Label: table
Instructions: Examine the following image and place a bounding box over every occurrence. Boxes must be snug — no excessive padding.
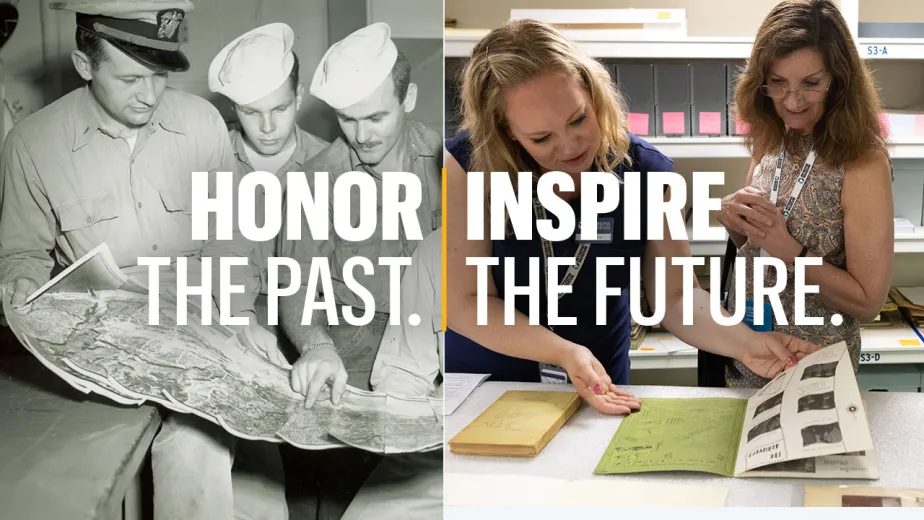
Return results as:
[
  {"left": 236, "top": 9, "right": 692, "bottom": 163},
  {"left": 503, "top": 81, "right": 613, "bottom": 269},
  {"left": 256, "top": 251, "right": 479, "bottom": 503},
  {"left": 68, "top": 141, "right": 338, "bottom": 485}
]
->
[
  {"left": 0, "top": 354, "right": 162, "bottom": 520},
  {"left": 445, "top": 382, "right": 924, "bottom": 507}
]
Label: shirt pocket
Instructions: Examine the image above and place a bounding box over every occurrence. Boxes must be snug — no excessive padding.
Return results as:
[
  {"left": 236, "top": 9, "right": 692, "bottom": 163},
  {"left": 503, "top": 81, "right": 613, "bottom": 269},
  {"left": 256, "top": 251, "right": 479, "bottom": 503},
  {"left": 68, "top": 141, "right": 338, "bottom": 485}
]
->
[
  {"left": 55, "top": 190, "right": 120, "bottom": 233},
  {"left": 156, "top": 186, "right": 198, "bottom": 250},
  {"left": 334, "top": 239, "right": 384, "bottom": 278},
  {"left": 158, "top": 186, "right": 192, "bottom": 215}
]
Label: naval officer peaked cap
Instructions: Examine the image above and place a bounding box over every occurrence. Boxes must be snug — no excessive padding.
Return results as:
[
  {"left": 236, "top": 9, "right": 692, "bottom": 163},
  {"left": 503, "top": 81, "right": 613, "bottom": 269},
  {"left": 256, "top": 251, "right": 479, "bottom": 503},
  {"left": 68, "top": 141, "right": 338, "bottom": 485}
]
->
[
  {"left": 310, "top": 22, "right": 398, "bottom": 110},
  {"left": 49, "top": 0, "right": 194, "bottom": 72},
  {"left": 208, "top": 23, "right": 296, "bottom": 106}
]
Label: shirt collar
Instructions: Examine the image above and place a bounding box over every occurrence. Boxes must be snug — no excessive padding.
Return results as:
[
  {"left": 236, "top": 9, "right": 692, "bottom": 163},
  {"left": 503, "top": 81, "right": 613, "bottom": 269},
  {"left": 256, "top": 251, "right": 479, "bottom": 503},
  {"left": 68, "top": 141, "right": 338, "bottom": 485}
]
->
[
  {"left": 231, "top": 124, "right": 310, "bottom": 170},
  {"left": 72, "top": 86, "right": 186, "bottom": 151},
  {"left": 348, "top": 120, "right": 434, "bottom": 173}
]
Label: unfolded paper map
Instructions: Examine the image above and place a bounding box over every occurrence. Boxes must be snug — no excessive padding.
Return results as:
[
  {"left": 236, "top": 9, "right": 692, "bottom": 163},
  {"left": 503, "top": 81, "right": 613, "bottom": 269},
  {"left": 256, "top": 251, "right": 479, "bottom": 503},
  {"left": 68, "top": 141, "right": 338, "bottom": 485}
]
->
[
  {"left": 594, "top": 340, "right": 878, "bottom": 478},
  {"left": 2, "top": 244, "right": 443, "bottom": 454}
]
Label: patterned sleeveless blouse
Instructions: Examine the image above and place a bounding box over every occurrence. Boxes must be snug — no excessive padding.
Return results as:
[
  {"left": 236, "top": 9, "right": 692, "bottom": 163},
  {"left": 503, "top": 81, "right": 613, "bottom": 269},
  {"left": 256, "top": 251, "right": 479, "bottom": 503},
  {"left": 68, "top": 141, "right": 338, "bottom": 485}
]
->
[{"left": 725, "top": 132, "right": 860, "bottom": 388}]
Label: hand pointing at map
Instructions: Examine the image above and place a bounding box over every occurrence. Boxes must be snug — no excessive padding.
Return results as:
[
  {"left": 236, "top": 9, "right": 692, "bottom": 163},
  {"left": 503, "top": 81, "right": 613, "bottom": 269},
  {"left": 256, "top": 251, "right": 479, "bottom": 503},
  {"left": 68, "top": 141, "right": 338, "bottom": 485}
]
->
[{"left": 291, "top": 344, "right": 349, "bottom": 408}]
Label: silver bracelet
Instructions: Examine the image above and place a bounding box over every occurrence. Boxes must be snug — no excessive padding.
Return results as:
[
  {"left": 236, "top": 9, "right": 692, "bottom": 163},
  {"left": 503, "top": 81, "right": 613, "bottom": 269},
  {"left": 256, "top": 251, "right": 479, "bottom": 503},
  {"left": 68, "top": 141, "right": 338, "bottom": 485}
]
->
[{"left": 300, "top": 341, "right": 336, "bottom": 355}]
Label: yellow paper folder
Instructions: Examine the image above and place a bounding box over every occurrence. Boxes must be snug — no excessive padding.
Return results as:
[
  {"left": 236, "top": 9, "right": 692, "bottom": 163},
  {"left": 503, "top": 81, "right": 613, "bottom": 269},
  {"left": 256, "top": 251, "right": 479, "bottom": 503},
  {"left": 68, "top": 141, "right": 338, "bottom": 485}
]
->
[{"left": 448, "top": 390, "right": 582, "bottom": 457}]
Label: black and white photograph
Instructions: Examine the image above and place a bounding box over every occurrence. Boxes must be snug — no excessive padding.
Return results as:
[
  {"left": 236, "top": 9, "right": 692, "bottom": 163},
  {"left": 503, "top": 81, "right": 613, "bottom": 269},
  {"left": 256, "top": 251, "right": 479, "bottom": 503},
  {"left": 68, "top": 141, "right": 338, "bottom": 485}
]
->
[
  {"left": 746, "top": 412, "right": 782, "bottom": 443},
  {"left": 797, "top": 391, "right": 836, "bottom": 413},
  {"left": 753, "top": 392, "right": 783, "bottom": 417},
  {"left": 0, "top": 1, "right": 444, "bottom": 519},
  {"left": 801, "top": 422, "right": 844, "bottom": 447},
  {"left": 800, "top": 361, "right": 839, "bottom": 381}
]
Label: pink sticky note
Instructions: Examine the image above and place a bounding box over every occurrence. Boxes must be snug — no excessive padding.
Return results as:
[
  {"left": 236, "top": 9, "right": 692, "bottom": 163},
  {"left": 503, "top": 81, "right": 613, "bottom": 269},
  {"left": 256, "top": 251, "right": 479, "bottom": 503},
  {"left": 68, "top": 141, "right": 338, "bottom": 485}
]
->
[
  {"left": 914, "top": 115, "right": 924, "bottom": 137},
  {"left": 628, "top": 112, "right": 650, "bottom": 135},
  {"left": 663, "top": 112, "right": 686, "bottom": 135},
  {"left": 698, "top": 112, "right": 721, "bottom": 135},
  {"left": 735, "top": 118, "right": 750, "bottom": 135},
  {"left": 879, "top": 113, "right": 891, "bottom": 137}
]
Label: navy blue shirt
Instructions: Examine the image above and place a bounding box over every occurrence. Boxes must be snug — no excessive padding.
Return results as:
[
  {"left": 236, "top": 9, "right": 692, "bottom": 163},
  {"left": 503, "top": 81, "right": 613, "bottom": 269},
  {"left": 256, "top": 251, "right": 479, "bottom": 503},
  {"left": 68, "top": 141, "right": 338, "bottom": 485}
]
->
[{"left": 445, "top": 130, "right": 674, "bottom": 385}]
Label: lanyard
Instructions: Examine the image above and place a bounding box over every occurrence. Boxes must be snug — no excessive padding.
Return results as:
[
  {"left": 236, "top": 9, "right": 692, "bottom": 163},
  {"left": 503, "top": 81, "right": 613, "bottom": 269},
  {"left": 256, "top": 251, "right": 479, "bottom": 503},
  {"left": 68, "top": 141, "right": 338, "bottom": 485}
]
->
[
  {"left": 533, "top": 198, "right": 589, "bottom": 381},
  {"left": 760, "top": 140, "right": 816, "bottom": 261},
  {"left": 532, "top": 198, "right": 590, "bottom": 311},
  {"left": 770, "top": 140, "right": 817, "bottom": 219}
]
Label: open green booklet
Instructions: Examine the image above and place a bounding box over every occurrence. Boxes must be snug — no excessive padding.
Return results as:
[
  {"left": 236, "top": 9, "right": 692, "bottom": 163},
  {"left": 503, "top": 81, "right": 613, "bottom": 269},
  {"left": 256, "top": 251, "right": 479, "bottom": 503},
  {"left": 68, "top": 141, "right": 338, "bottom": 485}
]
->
[{"left": 595, "top": 341, "right": 878, "bottom": 479}]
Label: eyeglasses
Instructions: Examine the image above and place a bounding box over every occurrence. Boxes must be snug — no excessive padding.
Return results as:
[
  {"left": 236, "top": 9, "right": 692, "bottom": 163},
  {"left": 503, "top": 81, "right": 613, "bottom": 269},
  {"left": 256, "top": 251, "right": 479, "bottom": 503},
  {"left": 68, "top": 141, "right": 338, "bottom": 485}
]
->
[{"left": 759, "top": 82, "right": 829, "bottom": 101}]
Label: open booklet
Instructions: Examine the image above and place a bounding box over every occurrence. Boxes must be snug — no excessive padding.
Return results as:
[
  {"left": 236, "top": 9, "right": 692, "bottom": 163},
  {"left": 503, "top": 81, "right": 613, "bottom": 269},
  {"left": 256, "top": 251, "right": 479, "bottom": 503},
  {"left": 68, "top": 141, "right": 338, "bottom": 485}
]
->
[
  {"left": 595, "top": 340, "right": 878, "bottom": 479},
  {"left": 2, "top": 243, "right": 443, "bottom": 454}
]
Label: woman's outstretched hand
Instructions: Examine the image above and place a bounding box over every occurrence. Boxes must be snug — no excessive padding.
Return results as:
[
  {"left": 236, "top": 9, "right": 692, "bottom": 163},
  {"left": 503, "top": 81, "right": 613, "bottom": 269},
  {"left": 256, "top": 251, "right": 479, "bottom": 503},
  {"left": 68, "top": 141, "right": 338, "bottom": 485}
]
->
[
  {"left": 592, "top": 383, "right": 642, "bottom": 415},
  {"left": 740, "top": 331, "right": 821, "bottom": 378},
  {"left": 558, "top": 343, "right": 642, "bottom": 415}
]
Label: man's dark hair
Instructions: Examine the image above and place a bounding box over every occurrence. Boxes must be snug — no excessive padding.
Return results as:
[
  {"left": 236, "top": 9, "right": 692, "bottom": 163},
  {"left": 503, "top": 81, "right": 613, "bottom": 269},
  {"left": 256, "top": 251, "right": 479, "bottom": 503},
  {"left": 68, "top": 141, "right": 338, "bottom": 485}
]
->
[
  {"left": 288, "top": 52, "right": 300, "bottom": 92},
  {"left": 390, "top": 50, "right": 411, "bottom": 102},
  {"left": 75, "top": 28, "right": 107, "bottom": 69}
]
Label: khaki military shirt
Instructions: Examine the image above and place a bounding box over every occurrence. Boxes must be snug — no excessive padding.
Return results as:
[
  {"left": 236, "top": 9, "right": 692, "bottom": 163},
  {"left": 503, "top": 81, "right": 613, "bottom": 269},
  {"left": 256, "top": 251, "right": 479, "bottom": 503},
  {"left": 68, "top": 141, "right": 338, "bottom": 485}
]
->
[
  {"left": 230, "top": 124, "right": 329, "bottom": 294},
  {"left": 370, "top": 228, "right": 443, "bottom": 397},
  {"left": 0, "top": 86, "right": 259, "bottom": 317},
  {"left": 277, "top": 119, "right": 442, "bottom": 314}
]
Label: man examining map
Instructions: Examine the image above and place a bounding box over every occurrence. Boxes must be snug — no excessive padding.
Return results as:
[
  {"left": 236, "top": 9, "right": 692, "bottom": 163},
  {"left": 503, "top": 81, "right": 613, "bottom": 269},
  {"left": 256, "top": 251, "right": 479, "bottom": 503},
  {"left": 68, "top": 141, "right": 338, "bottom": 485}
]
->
[
  {"left": 207, "top": 21, "right": 329, "bottom": 335},
  {"left": 269, "top": 21, "right": 443, "bottom": 518},
  {"left": 276, "top": 22, "right": 442, "bottom": 407},
  {"left": 0, "top": 1, "right": 284, "bottom": 518}
]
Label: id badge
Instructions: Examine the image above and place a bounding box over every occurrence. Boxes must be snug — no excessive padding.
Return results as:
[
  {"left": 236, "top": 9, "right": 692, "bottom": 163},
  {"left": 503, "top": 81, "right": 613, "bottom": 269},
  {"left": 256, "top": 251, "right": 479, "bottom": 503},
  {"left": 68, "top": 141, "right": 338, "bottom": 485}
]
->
[
  {"left": 743, "top": 300, "right": 773, "bottom": 332},
  {"left": 539, "top": 363, "right": 569, "bottom": 384},
  {"left": 576, "top": 218, "right": 614, "bottom": 244}
]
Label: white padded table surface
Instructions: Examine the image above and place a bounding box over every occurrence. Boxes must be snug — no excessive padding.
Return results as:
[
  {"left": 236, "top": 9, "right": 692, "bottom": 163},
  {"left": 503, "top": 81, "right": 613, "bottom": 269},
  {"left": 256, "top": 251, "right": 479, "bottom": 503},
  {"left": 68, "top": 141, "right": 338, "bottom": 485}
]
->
[{"left": 445, "top": 382, "right": 924, "bottom": 506}]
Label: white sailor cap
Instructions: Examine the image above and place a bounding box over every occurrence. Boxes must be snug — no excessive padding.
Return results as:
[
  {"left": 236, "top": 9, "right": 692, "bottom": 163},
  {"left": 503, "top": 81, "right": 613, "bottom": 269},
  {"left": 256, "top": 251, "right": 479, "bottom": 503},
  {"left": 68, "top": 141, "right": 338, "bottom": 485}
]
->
[
  {"left": 208, "top": 23, "right": 295, "bottom": 106},
  {"left": 310, "top": 22, "right": 398, "bottom": 110}
]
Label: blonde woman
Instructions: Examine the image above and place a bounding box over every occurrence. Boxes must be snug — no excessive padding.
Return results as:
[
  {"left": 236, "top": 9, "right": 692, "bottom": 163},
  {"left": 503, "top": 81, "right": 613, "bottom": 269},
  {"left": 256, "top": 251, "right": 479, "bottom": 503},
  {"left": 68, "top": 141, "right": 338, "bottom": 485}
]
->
[
  {"left": 444, "top": 19, "right": 820, "bottom": 415},
  {"left": 717, "top": 0, "right": 894, "bottom": 388}
]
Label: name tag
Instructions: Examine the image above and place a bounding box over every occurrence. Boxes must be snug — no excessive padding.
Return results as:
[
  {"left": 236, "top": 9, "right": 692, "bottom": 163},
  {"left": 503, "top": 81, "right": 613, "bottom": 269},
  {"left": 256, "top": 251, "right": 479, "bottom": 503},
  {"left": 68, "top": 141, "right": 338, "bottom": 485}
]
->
[
  {"left": 576, "top": 217, "right": 614, "bottom": 244},
  {"left": 539, "top": 363, "right": 569, "bottom": 384}
]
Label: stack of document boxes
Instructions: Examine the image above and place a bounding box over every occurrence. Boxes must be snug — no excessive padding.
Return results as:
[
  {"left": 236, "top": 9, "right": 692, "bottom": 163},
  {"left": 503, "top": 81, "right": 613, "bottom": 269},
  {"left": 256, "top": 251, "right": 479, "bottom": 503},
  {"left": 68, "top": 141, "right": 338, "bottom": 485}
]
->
[{"left": 608, "top": 59, "right": 747, "bottom": 138}]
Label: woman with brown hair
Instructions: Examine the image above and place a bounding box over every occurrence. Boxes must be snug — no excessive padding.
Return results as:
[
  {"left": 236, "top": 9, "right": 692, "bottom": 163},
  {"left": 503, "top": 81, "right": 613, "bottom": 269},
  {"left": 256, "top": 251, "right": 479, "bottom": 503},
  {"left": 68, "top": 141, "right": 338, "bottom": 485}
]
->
[
  {"left": 444, "top": 18, "right": 820, "bottom": 414},
  {"left": 717, "top": 0, "right": 894, "bottom": 387}
]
